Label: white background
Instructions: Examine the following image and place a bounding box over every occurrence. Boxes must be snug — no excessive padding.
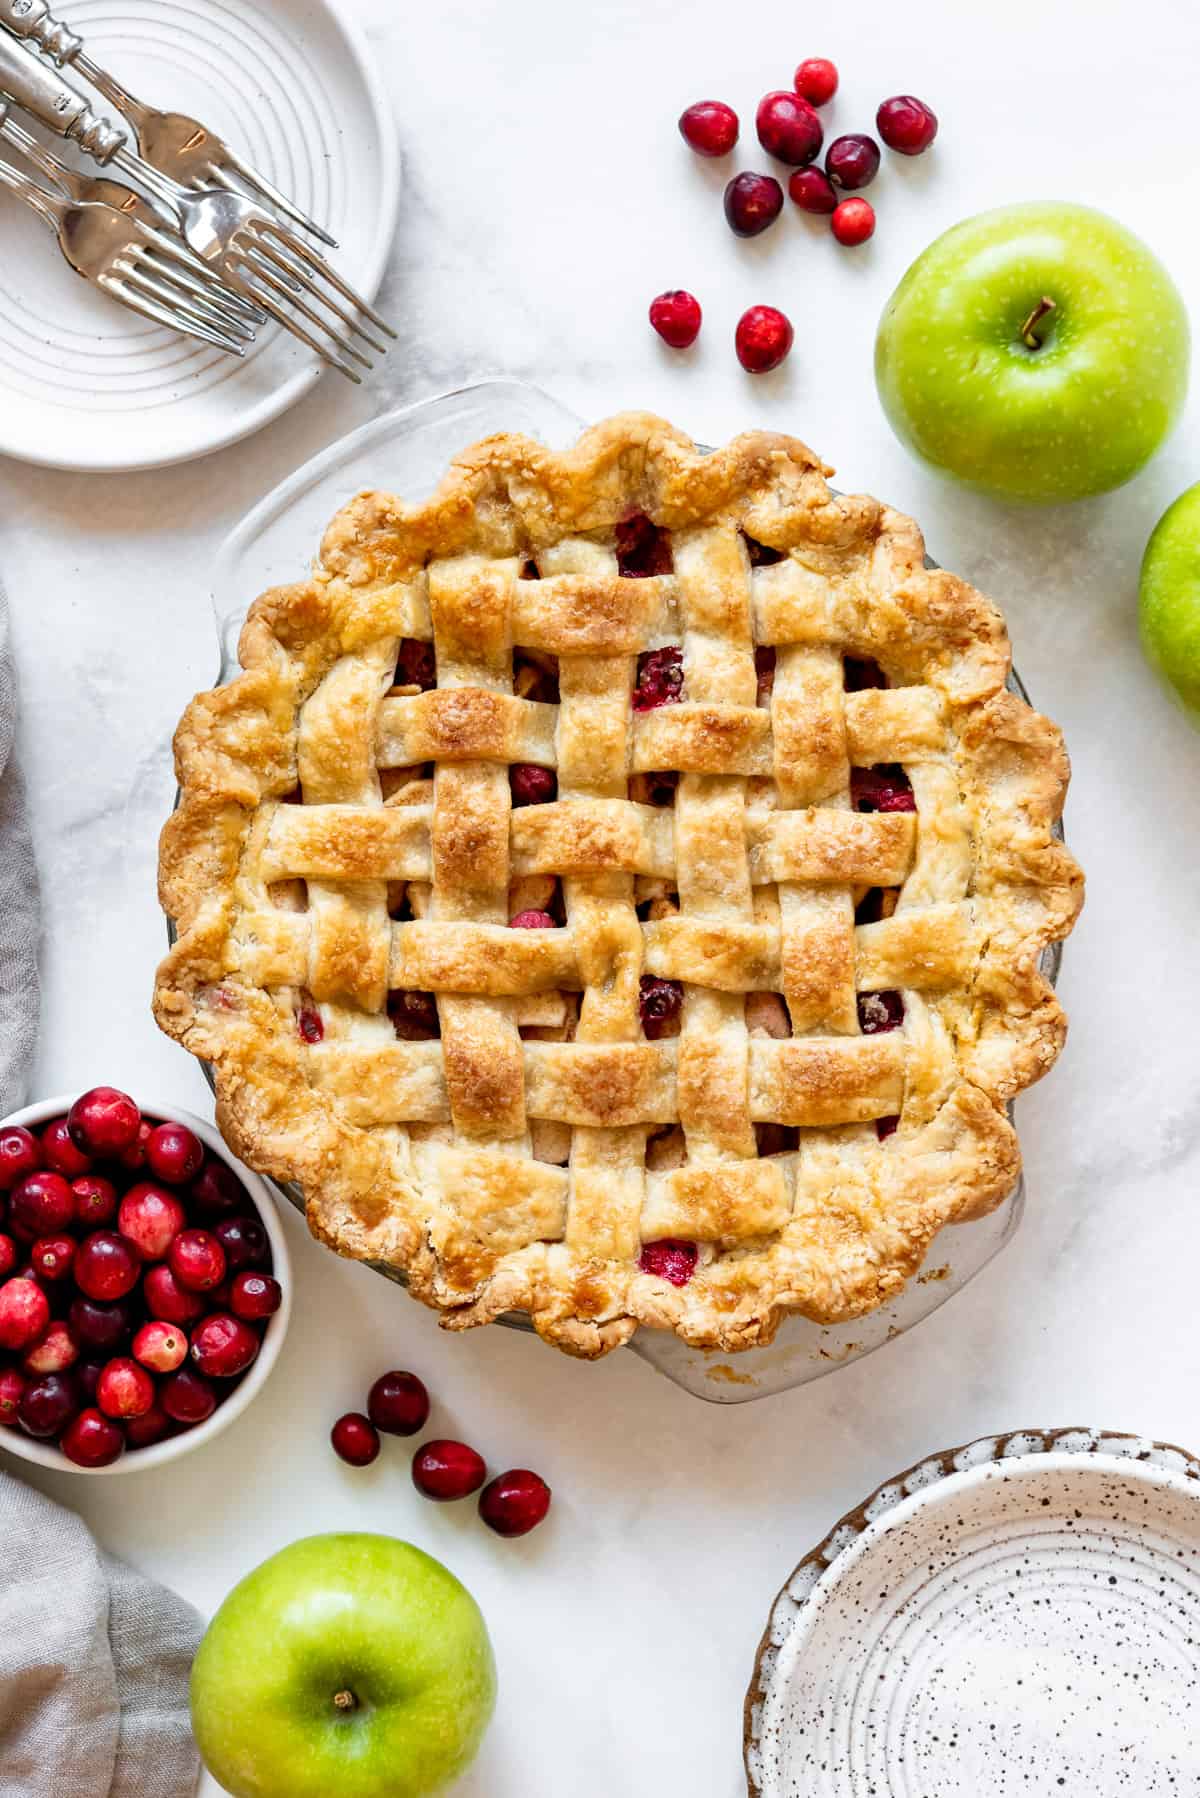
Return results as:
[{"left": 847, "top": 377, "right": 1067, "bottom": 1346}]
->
[{"left": 3, "top": 0, "right": 1200, "bottom": 1792}]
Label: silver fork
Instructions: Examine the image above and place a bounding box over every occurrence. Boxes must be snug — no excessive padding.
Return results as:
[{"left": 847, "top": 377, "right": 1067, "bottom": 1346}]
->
[{"left": 0, "top": 0, "right": 336, "bottom": 245}]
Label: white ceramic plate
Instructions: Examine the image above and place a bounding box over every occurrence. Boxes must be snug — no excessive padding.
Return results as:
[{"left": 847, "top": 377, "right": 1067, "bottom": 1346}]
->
[
  {"left": 0, "top": 0, "right": 398, "bottom": 472},
  {"left": 746, "top": 1428, "right": 1200, "bottom": 1795}
]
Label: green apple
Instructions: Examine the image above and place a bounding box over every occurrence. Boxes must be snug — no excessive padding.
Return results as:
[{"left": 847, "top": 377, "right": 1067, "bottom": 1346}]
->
[
  {"left": 1140, "top": 481, "right": 1200, "bottom": 724},
  {"left": 190, "top": 1534, "right": 496, "bottom": 1798},
  {"left": 875, "top": 202, "right": 1190, "bottom": 502}
]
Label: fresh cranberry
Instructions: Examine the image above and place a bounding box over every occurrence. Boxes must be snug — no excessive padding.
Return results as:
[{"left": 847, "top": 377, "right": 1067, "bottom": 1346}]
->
[
  {"left": 723, "top": 171, "right": 784, "bottom": 238},
  {"left": 97, "top": 1356, "right": 155, "bottom": 1420},
  {"left": 788, "top": 166, "right": 837, "bottom": 214},
  {"left": 678, "top": 99, "right": 738, "bottom": 157},
  {"left": 118, "top": 1183, "right": 185, "bottom": 1261},
  {"left": 132, "top": 1320, "right": 188, "bottom": 1374},
  {"left": 41, "top": 1117, "right": 93, "bottom": 1179},
  {"left": 331, "top": 1412, "right": 380, "bottom": 1467},
  {"left": 9, "top": 1171, "right": 75, "bottom": 1243},
  {"left": 735, "top": 305, "right": 794, "bottom": 373},
  {"left": 30, "top": 1236, "right": 74, "bottom": 1283},
  {"left": 794, "top": 57, "right": 838, "bottom": 106},
  {"left": 297, "top": 1006, "right": 324, "bottom": 1044},
  {"left": 368, "top": 1370, "right": 430, "bottom": 1437},
  {"left": 61, "top": 1407, "right": 124, "bottom": 1467},
  {"left": 75, "top": 1232, "right": 140, "bottom": 1303},
  {"left": 851, "top": 764, "right": 915, "bottom": 812},
  {"left": 211, "top": 1215, "right": 267, "bottom": 1272},
  {"left": 191, "top": 1313, "right": 259, "bottom": 1379},
  {"left": 160, "top": 1367, "right": 216, "bottom": 1426},
  {"left": 143, "top": 1265, "right": 205, "bottom": 1327},
  {"left": 72, "top": 1174, "right": 117, "bottom": 1228},
  {"left": 632, "top": 647, "right": 683, "bottom": 711},
  {"left": 844, "top": 656, "right": 887, "bottom": 690},
  {"left": 510, "top": 764, "right": 556, "bottom": 807},
  {"left": 395, "top": 638, "right": 436, "bottom": 690},
  {"left": 125, "top": 1403, "right": 171, "bottom": 1449},
  {"left": 388, "top": 990, "right": 440, "bottom": 1041},
  {"left": 69, "top": 1296, "right": 133, "bottom": 1354},
  {"left": 649, "top": 290, "right": 702, "bottom": 349},
  {"left": 0, "top": 1277, "right": 50, "bottom": 1349},
  {"left": 0, "top": 1367, "right": 25, "bottom": 1425},
  {"left": 826, "top": 133, "right": 880, "bottom": 190},
  {"left": 188, "top": 1158, "right": 245, "bottom": 1217},
  {"left": 412, "top": 1440, "right": 487, "bottom": 1501},
  {"left": 229, "top": 1272, "right": 282, "bottom": 1322},
  {"left": 858, "top": 991, "right": 905, "bottom": 1034},
  {"left": 509, "top": 909, "right": 556, "bottom": 930},
  {"left": 0, "top": 1126, "right": 40, "bottom": 1191},
  {"left": 0, "top": 1235, "right": 16, "bottom": 1280},
  {"left": 168, "top": 1228, "right": 226, "bottom": 1293},
  {"left": 20, "top": 1372, "right": 79, "bottom": 1438},
  {"left": 479, "top": 1469, "right": 552, "bottom": 1538},
  {"left": 639, "top": 976, "right": 683, "bottom": 1039},
  {"left": 22, "top": 1318, "right": 79, "bottom": 1375},
  {"left": 117, "top": 1120, "right": 153, "bottom": 1171},
  {"left": 145, "top": 1122, "right": 204, "bottom": 1186},
  {"left": 638, "top": 1239, "right": 698, "bottom": 1285},
  {"left": 615, "top": 513, "right": 673, "bottom": 578},
  {"left": 876, "top": 94, "right": 938, "bottom": 155},
  {"left": 831, "top": 197, "right": 875, "bottom": 246},
  {"left": 67, "top": 1087, "right": 141, "bottom": 1158},
  {"left": 755, "top": 90, "right": 823, "bottom": 164}
]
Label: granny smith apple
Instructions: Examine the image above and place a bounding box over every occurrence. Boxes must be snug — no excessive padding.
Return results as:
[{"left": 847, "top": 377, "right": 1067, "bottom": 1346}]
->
[
  {"left": 1140, "top": 481, "right": 1200, "bottom": 725},
  {"left": 875, "top": 202, "right": 1190, "bottom": 502},
  {"left": 190, "top": 1533, "right": 496, "bottom": 1798}
]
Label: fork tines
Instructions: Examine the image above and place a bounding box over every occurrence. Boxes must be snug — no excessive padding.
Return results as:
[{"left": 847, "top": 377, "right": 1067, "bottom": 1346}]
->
[{"left": 224, "top": 218, "right": 395, "bottom": 383}]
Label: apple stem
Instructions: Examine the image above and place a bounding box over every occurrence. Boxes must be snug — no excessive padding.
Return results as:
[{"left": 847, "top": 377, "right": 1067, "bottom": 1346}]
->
[
  {"left": 333, "top": 1690, "right": 358, "bottom": 1714},
  {"left": 1020, "top": 296, "right": 1056, "bottom": 350}
]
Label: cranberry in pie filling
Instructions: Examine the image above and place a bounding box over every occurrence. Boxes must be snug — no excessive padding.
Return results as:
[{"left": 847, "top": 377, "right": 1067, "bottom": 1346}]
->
[
  {"left": 851, "top": 763, "right": 916, "bottom": 812},
  {"left": 510, "top": 764, "right": 556, "bottom": 806},
  {"left": 615, "top": 512, "right": 673, "bottom": 577},
  {"left": 394, "top": 637, "right": 436, "bottom": 691},
  {"left": 632, "top": 647, "right": 683, "bottom": 711},
  {"left": 638, "top": 1239, "right": 698, "bottom": 1286},
  {"left": 857, "top": 990, "right": 905, "bottom": 1034},
  {"left": 639, "top": 976, "right": 683, "bottom": 1039},
  {"left": 388, "top": 991, "right": 440, "bottom": 1040}
]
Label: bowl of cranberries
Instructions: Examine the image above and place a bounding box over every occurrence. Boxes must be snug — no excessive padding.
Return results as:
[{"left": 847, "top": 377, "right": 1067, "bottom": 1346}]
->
[{"left": 0, "top": 1089, "right": 291, "bottom": 1475}]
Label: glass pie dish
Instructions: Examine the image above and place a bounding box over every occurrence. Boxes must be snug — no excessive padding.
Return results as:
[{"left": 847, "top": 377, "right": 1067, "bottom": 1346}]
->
[{"left": 172, "top": 378, "right": 1065, "bottom": 1404}]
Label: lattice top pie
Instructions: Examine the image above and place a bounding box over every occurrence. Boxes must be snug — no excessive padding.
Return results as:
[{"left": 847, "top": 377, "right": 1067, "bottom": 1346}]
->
[{"left": 155, "top": 414, "right": 1083, "bottom": 1359}]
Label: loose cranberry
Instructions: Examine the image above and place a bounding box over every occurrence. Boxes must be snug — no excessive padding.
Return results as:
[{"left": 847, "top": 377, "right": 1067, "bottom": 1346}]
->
[
  {"left": 161, "top": 1367, "right": 216, "bottom": 1426},
  {"left": 0, "top": 1277, "right": 50, "bottom": 1349},
  {"left": 9, "top": 1171, "right": 75, "bottom": 1243},
  {"left": 20, "top": 1372, "right": 79, "bottom": 1438},
  {"left": 0, "top": 1126, "right": 40, "bottom": 1191},
  {"left": 632, "top": 647, "right": 683, "bottom": 711},
  {"left": 788, "top": 166, "right": 837, "bottom": 214},
  {"left": 851, "top": 764, "right": 915, "bottom": 812},
  {"left": 125, "top": 1403, "right": 171, "bottom": 1449},
  {"left": 67, "top": 1087, "right": 141, "bottom": 1158},
  {"left": 395, "top": 637, "right": 436, "bottom": 690},
  {"left": 72, "top": 1174, "right": 117, "bottom": 1228},
  {"left": 118, "top": 1120, "right": 153, "bottom": 1171},
  {"left": 211, "top": 1215, "right": 267, "bottom": 1272},
  {"left": 678, "top": 99, "right": 738, "bottom": 157},
  {"left": 388, "top": 990, "right": 440, "bottom": 1042},
  {"left": 76, "top": 1360, "right": 103, "bottom": 1403},
  {"left": 826, "top": 133, "right": 881, "bottom": 190},
  {"left": 831, "top": 197, "right": 875, "bottom": 246},
  {"left": 858, "top": 991, "right": 905, "bottom": 1034},
  {"left": 639, "top": 976, "right": 683, "bottom": 1039},
  {"left": 876, "top": 94, "right": 938, "bottom": 156},
  {"left": 168, "top": 1228, "right": 226, "bottom": 1293},
  {"left": 145, "top": 1122, "right": 204, "bottom": 1186},
  {"left": 188, "top": 1158, "right": 245, "bottom": 1217},
  {"left": 41, "top": 1117, "right": 93, "bottom": 1179},
  {"left": 735, "top": 305, "right": 794, "bottom": 374},
  {"left": 412, "top": 1440, "right": 487, "bottom": 1501},
  {"left": 0, "top": 1367, "right": 25, "bottom": 1425},
  {"left": 794, "top": 58, "right": 838, "bottom": 106},
  {"left": 30, "top": 1236, "right": 74, "bottom": 1283},
  {"left": 61, "top": 1407, "right": 124, "bottom": 1467},
  {"left": 132, "top": 1320, "right": 188, "bottom": 1374},
  {"left": 0, "top": 1234, "right": 16, "bottom": 1279},
  {"left": 723, "top": 171, "right": 784, "bottom": 238},
  {"left": 229, "top": 1272, "right": 282, "bottom": 1322},
  {"left": 143, "top": 1265, "right": 205, "bottom": 1326},
  {"left": 615, "top": 513, "right": 673, "bottom": 578},
  {"left": 190, "top": 1312, "right": 259, "bottom": 1379},
  {"left": 510, "top": 764, "right": 556, "bottom": 807},
  {"left": 331, "top": 1411, "right": 380, "bottom": 1467},
  {"left": 844, "top": 656, "right": 887, "bottom": 690},
  {"left": 367, "top": 1370, "right": 430, "bottom": 1437},
  {"left": 649, "top": 290, "right": 702, "bottom": 349},
  {"left": 479, "top": 1469, "right": 552, "bottom": 1538},
  {"left": 75, "top": 1232, "right": 140, "bottom": 1303},
  {"left": 97, "top": 1356, "right": 155, "bottom": 1420},
  {"left": 297, "top": 1006, "right": 324, "bottom": 1044},
  {"left": 22, "top": 1318, "right": 79, "bottom": 1375},
  {"left": 69, "top": 1296, "right": 133, "bottom": 1354},
  {"left": 118, "top": 1183, "right": 185, "bottom": 1261},
  {"left": 638, "top": 1239, "right": 698, "bottom": 1285},
  {"left": 755, "top": 90, "right": 823, "bottom": 165},
  {"left": 509, "top": 909, "right": 556, "bottom": 930}
]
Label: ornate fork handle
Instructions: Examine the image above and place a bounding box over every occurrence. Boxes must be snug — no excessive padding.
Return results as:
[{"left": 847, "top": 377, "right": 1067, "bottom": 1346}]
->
[
  {"left": 1, "top": 0, "right": 175, "bottom": 133},
  {"left": 0, "top": 25, "right": 124, "bottom": 157}
]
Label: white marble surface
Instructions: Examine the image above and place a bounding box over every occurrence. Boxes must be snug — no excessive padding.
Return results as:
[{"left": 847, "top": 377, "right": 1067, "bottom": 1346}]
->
[{"left": 2, "top": 0, "right": 1200, "bottom": 1791}]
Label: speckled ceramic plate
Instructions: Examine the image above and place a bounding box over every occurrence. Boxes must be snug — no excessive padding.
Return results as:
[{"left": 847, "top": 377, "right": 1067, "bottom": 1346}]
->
[{"left": 746, "top": 1428, "right": 1200, "bottom": 1795}]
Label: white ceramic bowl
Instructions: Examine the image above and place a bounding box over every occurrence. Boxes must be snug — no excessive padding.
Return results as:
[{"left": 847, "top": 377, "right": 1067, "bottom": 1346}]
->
[{"left": 0, "top": 1094, "right": 291, "bottom": 1475}]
